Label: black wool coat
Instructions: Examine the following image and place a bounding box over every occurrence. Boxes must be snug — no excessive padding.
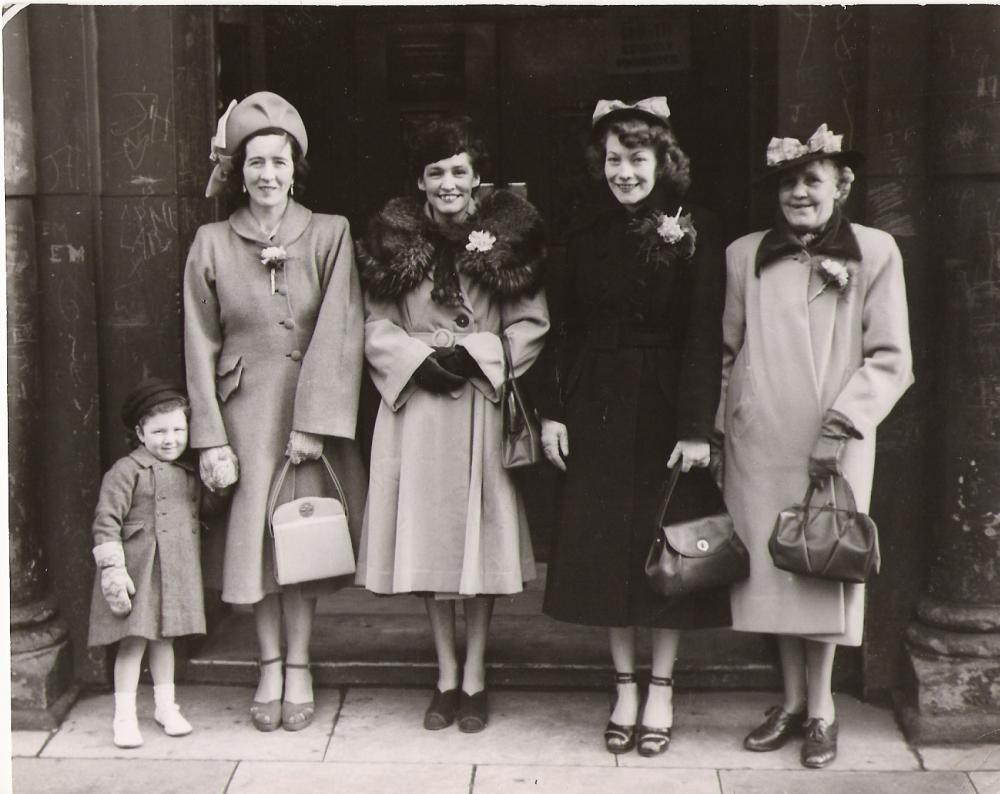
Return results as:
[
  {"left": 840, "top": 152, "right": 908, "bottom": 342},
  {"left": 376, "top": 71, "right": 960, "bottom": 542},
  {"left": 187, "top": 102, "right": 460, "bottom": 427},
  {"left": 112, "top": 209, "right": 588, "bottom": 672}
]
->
[{"left": 539, "top": 190, "right": 732, "bottom": 628}]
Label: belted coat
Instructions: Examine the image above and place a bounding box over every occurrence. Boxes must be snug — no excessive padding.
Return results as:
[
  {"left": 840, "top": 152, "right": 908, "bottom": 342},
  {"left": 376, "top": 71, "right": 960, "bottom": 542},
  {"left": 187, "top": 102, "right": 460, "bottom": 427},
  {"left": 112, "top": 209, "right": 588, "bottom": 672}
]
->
[
  {"left": 719, "top": 221, "right": 913, "bottom": 645},
  {"left": 183, "top": 201, "right": 368, "bottom": 604},
  {"left": 539, "top": 191, "right": 732, "bottom": 628},
  {"left": 88, "top": 447, "right": 206, "bottom": 645},
  {"left": 354, "top": 190, "right": 549, "bottom": 596}
]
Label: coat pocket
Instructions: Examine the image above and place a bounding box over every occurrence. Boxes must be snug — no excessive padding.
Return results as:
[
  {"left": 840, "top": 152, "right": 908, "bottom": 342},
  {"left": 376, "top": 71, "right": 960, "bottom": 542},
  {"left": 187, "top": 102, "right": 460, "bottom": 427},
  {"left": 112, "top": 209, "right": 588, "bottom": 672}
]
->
[
  {"left": 121, "top": 519, "right": 145, "bottom": 541},
  {"left": 216, "top": 355, "right": 244, "bottom": 403}
]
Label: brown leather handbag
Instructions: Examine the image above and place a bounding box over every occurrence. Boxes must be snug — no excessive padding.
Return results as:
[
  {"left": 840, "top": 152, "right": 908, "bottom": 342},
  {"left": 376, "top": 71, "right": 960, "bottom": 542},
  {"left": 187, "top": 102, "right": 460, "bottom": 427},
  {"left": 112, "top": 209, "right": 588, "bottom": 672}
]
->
[
  {"left": 644, "top": 464, "right": 750, "bottom": 597},
  {"left": 500, "top": 334, "right": 541, "bottom": 468},
  {"left": 769, "top": 475, "right": 880, "bottom": 583}
]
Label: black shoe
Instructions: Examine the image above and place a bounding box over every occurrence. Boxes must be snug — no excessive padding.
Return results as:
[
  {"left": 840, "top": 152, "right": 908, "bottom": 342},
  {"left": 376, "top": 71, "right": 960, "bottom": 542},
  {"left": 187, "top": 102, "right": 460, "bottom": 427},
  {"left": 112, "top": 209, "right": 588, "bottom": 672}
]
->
[
  {"left": 743, "top": 706, "right": 806, "bottom": 752},
  {"left": 604, "top": 672, "right": 638, "bottom": 754},
  {"left": 423, "top": 688, "right": 460, "bottom": 731},
  {"left": 637, "top": 675, "right": 673, "bottom": 757},
  {"left": 457, "top": 689, "right": 488, "bottom": 733},
  {"left": 801, "top": 718, "right": 838, "bottom": 768}
]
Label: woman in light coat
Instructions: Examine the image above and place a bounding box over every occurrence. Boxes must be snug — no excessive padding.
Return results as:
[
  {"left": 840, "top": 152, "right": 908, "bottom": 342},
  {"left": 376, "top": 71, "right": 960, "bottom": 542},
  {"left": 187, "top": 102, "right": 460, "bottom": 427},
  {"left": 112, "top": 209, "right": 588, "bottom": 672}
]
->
[
  {"left": 184, "top": 92, "right": 367, "bottom": 733},
  {"left": 355, "top": 115, "right": 548, "bottom": 733},
  {"left": 720, "top": 125, "right": 913, "bottom": 767}
]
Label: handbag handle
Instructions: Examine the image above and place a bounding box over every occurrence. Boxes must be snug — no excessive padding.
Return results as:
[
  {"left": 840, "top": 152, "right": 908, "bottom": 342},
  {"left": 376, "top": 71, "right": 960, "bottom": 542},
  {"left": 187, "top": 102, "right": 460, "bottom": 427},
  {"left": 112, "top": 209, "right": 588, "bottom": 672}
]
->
[
  {"left": 803, "top": 474, "right": 859, "bottom": 515},
  {"left": 652, "top": 464, "right": 684, "bottom": 542},
  {"left": 501, "top": 334, "right": 531, "bottom": 424},
  {"left": 267, "top": 452, "right": 350, "bottom": 535}
]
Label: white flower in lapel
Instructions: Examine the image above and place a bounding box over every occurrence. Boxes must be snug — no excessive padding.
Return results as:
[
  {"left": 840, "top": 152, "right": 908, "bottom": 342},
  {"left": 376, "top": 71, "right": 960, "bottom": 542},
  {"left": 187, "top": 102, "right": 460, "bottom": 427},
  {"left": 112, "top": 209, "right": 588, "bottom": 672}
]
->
[
  {"left": 465, "top": 230, "right": 496, "bottom": 253},
  {"left": 260, "top": 246, "right": 288, "bottom": 294},
  {"left": 809, "top": 258, "right": 852, "bottom": 303}
]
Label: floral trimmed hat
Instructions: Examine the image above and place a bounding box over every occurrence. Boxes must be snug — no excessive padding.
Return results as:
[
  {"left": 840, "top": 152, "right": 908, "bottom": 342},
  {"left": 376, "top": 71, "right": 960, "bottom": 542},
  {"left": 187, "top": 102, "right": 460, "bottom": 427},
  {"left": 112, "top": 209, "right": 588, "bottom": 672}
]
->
[{"left": 756, "top": 124, "right": 864, "bottom": 185}]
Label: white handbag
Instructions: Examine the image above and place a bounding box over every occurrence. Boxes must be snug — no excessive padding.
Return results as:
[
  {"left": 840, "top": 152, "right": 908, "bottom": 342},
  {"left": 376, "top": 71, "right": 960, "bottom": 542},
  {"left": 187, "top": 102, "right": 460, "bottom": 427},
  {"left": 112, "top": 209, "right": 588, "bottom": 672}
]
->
[{"left": 267, "top": 454, "right": 355, "bottom": 586}]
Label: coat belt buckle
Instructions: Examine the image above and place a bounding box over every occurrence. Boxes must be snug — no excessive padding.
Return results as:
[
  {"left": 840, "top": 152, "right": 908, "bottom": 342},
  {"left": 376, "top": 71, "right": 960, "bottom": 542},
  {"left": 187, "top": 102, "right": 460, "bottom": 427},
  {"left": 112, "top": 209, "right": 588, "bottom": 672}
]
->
[{"left": 431, "top": 328, "right": 456, "bottom": 347}]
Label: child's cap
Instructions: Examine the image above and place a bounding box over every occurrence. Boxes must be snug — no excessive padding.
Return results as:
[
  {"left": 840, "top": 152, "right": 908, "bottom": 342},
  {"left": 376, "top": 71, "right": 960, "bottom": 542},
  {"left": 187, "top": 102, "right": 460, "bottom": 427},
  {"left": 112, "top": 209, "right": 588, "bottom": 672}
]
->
[{"left": 121, "top": 377, "right": 187, "bottom": 429}]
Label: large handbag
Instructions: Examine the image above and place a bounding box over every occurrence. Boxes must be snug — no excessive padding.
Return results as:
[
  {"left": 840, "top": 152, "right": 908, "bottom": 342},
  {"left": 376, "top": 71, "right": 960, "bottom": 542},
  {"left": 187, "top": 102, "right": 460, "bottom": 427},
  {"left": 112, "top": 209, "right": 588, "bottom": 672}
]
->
[
  {"left": 644, "top": 463, "right": 750, "bottom": 597},
  {"left": 267, "top": 453, "right": 355, "bottom": 586},
  {"left": 500, "top": 334, "right": 542, "bottom": 469},
  {"left": 768, "top": 475, "right": 880, "bottom": 583}
]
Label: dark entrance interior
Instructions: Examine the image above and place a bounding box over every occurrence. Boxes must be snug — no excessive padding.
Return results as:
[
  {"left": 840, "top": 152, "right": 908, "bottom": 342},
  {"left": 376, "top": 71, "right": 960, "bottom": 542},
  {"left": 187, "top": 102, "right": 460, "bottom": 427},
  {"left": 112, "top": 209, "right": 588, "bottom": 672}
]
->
[{"left": 191, "top": 5, "right": 858, "bottom": 693}]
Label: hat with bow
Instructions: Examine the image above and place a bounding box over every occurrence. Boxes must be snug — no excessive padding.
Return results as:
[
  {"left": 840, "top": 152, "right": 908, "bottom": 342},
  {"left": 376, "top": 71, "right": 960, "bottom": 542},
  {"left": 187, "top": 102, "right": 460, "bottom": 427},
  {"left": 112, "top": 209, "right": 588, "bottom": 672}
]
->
[
  {"left": 591, "top": 96, "right": 672, "bottom": 133},
  {"left": 757, "top": 123, "right": 864, "bottom": 185},
  {"left": 204, "top": 92, "right": 309, "bottom": 198}
]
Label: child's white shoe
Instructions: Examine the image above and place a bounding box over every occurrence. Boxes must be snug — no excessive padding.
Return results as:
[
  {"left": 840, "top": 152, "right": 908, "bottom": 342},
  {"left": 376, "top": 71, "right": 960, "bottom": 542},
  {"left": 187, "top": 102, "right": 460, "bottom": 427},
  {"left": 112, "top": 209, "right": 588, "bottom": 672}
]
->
[
  {"left": 113, "top": 714, "right": 144, "bottom": 748},
  {"left": 154, "top": 703, "right": 192, "bottom": 736}
]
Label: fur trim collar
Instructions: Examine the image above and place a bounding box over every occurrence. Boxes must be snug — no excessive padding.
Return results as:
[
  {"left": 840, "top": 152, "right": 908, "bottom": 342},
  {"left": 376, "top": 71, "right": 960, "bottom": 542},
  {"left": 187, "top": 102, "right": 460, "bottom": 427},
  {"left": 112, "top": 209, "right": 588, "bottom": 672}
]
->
[{"left": 358, "top": 189, "right": 546, "bottom": 302}]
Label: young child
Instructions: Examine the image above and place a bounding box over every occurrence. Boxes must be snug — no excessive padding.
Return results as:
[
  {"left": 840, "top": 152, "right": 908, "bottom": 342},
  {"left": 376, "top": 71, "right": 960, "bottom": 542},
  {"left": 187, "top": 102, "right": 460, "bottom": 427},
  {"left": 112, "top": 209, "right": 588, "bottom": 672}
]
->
[{"left": 87, "top": 377, "right": 207, "bottom": 748}]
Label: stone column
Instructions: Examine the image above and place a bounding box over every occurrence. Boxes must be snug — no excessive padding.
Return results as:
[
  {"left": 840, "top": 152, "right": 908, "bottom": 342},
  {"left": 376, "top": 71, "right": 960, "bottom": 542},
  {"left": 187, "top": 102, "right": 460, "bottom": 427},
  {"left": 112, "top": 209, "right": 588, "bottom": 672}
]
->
[
  {"left": 899, "top": 7, "right": 1000, "bottom": 744},
  {"left": 5, "top": 9, "right": 76, "bottom": 729}
]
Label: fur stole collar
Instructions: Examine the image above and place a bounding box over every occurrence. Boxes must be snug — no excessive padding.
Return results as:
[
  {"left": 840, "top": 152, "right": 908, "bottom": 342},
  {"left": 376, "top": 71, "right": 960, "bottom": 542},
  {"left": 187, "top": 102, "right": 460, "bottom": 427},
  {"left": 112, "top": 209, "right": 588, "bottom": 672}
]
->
[{"left": 357, "top": 189, "right": 546, "bottom": 303}]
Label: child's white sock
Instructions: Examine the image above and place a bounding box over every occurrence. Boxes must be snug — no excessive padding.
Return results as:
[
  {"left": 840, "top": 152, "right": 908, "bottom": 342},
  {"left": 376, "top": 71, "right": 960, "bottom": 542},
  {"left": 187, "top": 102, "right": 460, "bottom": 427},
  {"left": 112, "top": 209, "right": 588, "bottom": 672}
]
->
[
  {"left": 113, "top": 691, "right": 143, "bottom": 748},
  {"left": 153, "top": 683, "right": 192, "bottom": 736}
]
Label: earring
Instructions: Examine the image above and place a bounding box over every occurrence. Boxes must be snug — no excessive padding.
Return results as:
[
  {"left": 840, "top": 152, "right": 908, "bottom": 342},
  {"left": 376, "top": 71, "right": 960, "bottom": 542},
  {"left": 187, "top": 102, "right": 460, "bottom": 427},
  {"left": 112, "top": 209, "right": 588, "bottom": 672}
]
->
[
  {"left": 241, "top": 183, "right": 247, "bottom": 194},
  {"left": 290, "top": 182, "right": 295, "bottom": 197}
]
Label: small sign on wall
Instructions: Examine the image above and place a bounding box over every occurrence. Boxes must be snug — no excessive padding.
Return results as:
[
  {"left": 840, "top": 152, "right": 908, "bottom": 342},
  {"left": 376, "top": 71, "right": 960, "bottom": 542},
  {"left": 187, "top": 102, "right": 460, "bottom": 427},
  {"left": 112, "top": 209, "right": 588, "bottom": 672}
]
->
[{"left": 608, "top": 14, "right": 690, "bottom": 74}]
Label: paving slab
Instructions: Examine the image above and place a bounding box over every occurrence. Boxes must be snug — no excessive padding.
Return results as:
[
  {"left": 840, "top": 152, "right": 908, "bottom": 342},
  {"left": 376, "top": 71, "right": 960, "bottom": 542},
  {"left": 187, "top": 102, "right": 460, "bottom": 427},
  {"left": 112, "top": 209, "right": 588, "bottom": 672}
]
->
[
  {"left": 473, "top": 763, "right": 722, "bottom": 793},
  {"left": 41, "top": 685, "right": 339, "bottom": 762},
  {"left": 326, "top": 688, "right": 615, "bottom": 766},
  {"left": 12, "top": 731, "right": 51, "bottom": 757},
  {"left": 973, "top": 771, "right": 1000, "bottom": 793},
  {"left": 618, "top": 690, "right": 919, "bottom": 771},
  {"left": 12, "top": 758, "right": 235, "bottom": 794},
  {"left": 719, "top": 769, "right": 976, "bottom": 793},
  {"left": 920, "top": 744, "right": 1000, "bottom": 771},
  {"left": 228, "top": 760, "right": 472, "bottom": 794}
]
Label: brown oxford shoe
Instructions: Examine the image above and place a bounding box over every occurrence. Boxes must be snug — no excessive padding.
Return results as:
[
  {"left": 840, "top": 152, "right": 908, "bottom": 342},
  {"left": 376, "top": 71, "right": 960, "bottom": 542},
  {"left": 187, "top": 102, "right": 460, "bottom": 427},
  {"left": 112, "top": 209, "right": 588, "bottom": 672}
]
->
[
  {"left": 801, "top": 717, "right": 839, "bottom": 768},
  {"left": 743, "top": 705, "right": 806, "bottom": 752}
]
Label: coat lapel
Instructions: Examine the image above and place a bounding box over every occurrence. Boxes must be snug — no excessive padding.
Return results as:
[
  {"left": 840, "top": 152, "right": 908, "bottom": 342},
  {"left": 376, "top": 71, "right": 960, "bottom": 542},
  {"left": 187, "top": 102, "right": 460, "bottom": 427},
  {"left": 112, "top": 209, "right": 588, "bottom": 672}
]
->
[{"left": 228, "top": 200, "right": 313, "bottom": 247}]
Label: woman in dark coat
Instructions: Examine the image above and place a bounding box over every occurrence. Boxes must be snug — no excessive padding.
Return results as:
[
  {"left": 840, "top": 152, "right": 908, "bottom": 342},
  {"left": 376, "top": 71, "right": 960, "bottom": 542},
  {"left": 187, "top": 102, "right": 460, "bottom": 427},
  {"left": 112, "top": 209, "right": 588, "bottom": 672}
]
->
[{"left": 539, "top": 98, "right": 729, "bottom": 756}]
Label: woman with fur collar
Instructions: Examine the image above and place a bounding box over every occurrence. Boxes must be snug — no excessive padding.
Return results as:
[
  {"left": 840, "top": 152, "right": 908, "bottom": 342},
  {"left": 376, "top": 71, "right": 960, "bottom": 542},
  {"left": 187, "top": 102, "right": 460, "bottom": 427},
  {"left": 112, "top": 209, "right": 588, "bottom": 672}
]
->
[{"left": 354, "top": 116, "right": 549, "bottom": 734}]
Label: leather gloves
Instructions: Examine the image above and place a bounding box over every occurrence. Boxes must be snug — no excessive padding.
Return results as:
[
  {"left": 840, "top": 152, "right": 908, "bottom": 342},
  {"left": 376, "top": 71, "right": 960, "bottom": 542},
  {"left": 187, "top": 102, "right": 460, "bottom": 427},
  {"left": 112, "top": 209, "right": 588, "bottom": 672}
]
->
[
  {"left": 433, "top": 346, "right": 482, "bottom": 379},
  {"left": 809, "top": 409, "right": 862, "bottom": 484},
  {"left": 200, "top": 445, "right": 239, "bottom": 492},
  {"left": 286, "top": 430, "right": 323, "bottom": 465},
  {"left": 413, "top": 356, "right": 466, "bottom": 393},
  {"left": 93, "top": 542, "right": 135, "bottom": 617}
]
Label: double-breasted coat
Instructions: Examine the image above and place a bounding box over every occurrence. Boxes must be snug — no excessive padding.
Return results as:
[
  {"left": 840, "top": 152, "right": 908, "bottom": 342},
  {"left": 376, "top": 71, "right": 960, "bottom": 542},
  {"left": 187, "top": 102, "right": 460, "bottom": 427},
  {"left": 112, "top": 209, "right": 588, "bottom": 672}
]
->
[
  {"left": 539, "top": 191, "right": 732, "bottom": 628},
  {"left": 88, "top": 447, "right": 205, "bottom": 645},
  {"left": 354, "top": 190, "right": 549, "bottom": 596},
  {"left": 183, "top": 201, "right": 368, "bottom": 605},
  {"left": 720, "top": 220, "right": 913, "bottom": 646}
]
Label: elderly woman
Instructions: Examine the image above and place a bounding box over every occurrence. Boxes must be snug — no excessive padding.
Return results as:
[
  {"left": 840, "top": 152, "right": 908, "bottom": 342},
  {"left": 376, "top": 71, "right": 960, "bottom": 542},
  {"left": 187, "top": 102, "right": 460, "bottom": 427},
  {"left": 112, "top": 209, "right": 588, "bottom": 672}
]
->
[
  {"left": 720, "top": 125, "right": 913, "bottom": 767},
  {"left": 539, "top": 98, "right": 729, "bottom": 756},
  {"left": 184, "top": 92, "right": 367, "bottom": 733},
  {"left": 354, "top": 116, "right": 549, "bottom": 733}
]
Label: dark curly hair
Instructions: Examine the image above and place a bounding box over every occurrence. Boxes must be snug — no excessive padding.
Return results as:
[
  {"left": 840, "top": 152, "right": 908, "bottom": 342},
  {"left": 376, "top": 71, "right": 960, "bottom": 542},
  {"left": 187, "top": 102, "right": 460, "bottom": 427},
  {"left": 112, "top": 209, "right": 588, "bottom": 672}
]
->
[
  {"left": 586, "top": 112, "right": 691, "bottom": 197},
  {"left": 407, "top": 115, "right": 491, "bottom": 182},
  {"left": 224, "top": 127, "right": 310, "bottom": 200}
]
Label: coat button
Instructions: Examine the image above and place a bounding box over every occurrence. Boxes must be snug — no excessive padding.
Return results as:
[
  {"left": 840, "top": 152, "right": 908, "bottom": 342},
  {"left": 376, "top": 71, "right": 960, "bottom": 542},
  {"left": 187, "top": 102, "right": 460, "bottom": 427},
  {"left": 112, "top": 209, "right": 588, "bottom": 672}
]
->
[
  {"left": 281, "top": 318, "right": 295, "bottom": 329},
  {"left": 454, "top": 314, "right": 470, "bottom": 328},
  {"left": 276, "top": 286, "right": 287, "bottom": 296},
  {"left": 289, "top": 350, "right": 303, "bottom": 362}
]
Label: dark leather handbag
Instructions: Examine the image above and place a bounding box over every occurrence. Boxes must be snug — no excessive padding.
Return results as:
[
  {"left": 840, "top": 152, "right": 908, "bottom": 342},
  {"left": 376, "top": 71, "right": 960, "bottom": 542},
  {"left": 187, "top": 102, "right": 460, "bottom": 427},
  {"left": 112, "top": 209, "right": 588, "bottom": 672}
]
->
[
  {"left": 644, "top": 464, "right": 750, "bottom": 597},
  {"left": 500, "top": 334, "right": 541, "bottom": 468},
  {"left": 769, "top": 475, "right": 880, "bottom": 583}
]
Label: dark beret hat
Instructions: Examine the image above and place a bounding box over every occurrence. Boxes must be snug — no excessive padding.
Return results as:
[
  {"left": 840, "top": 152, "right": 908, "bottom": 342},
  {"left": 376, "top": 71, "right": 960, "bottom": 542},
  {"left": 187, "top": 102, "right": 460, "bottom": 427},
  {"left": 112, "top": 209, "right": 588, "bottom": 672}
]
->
[{"left": 121, "top": 377, "right": 187, "bottom": 429}]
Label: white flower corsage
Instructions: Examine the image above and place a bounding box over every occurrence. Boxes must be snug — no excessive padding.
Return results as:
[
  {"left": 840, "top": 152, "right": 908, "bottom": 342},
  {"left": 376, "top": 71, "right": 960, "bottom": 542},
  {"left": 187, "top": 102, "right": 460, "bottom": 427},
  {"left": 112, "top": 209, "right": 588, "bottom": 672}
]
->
[
  {"left": 260, "top": 246, "right": 288, "bottom": 294},
  {"left": 465, "top": 229, "right": 497, "bottom": 253},
  {"left": 809, "top": 258, "right": 852, "bottom": 302},
  {"left": 633, "top": 206, "right": 697, "bottom": 267}
]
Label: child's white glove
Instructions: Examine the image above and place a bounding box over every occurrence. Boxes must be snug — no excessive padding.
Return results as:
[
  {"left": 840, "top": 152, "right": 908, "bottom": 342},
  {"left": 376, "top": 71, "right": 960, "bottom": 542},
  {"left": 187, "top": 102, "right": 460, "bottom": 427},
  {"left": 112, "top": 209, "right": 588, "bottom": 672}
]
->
[
  {"left": 199, "top": 445, "right": 240, "bottom": 491},
  {"left": 93, "top": 542, "right": 135, "bottom": 617},
  {"left": 286, "top": 430, "right": 323, "bottom": 465}
]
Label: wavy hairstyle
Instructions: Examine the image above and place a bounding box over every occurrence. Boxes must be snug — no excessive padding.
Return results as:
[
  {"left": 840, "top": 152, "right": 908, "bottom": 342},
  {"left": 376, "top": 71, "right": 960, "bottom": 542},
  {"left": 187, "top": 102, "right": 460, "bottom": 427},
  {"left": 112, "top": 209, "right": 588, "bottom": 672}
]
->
[
  {"left": 587, "top": 112, "right": 691, "bottom": 197},
  {"left": 407, "top": 115, "right": 491, "bottom": 182}
]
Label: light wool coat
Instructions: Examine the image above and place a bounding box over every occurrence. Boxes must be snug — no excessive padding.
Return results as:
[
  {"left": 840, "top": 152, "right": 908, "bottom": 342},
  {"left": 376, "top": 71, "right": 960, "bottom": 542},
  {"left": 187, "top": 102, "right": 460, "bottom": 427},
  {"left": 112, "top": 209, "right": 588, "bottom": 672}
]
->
[
  {"left": 719, "top": 222, "right": 913, "bottom": 645},
  {"left": 184, "top": 201, "right": 367, "bottom": 604},
  {"left": 88, "top": 448, "right": 205, "bottom": 645},
  {"left": 354, "top": 191, "right": 549, "bottom": 595}
]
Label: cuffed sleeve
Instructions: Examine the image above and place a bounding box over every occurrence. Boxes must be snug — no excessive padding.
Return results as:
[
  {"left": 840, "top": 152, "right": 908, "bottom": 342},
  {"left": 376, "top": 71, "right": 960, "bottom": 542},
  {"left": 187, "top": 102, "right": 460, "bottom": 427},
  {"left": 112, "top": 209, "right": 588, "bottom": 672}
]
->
[
  {"left": 91, "top": 461, "right": 139, "bottom": 548},
  {"left": 364, "top": 297, "right": 435, "bottom": 411}
]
